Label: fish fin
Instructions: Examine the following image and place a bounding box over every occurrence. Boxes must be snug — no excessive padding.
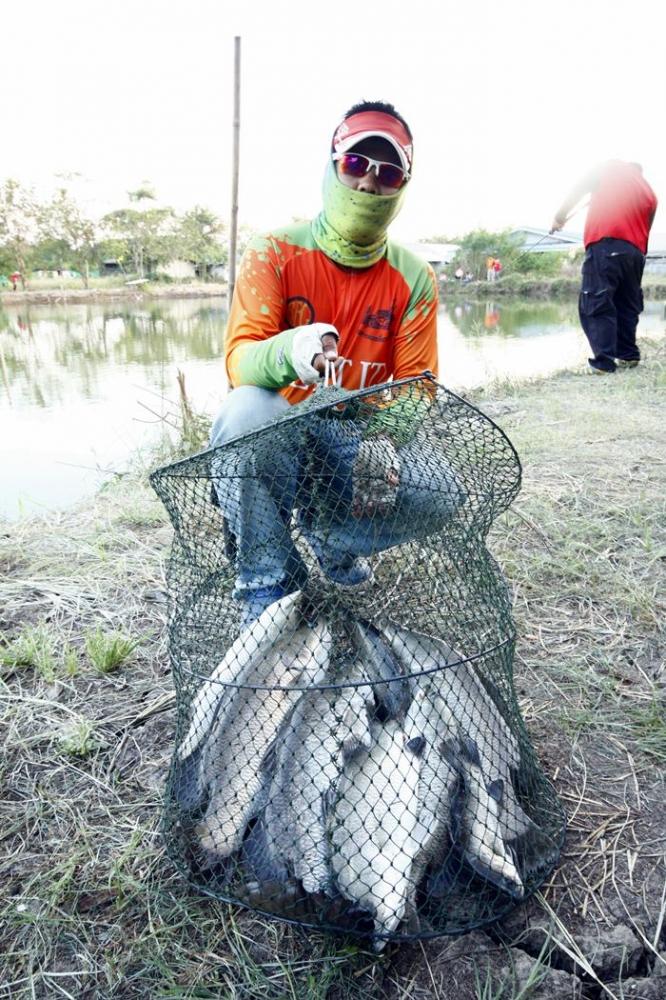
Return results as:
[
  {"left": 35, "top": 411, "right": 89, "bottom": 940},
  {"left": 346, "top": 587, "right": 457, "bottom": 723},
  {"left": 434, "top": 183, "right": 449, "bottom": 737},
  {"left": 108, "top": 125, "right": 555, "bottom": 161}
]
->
[
  {"left": 500, "top": 795, "right": 533, "bottom": 841},
  {"left": 242, "top": 816, "right": 289, "bottom": 883},
  {"left": 487, "top": 778, "right": 504, "bottom": 803},
  {"left": 260, "top": 737, "right": 280, "bottom": 778},
  {"left": 405, "top": 735, "right": 427, "bottom": 758},
  {"left": 458, "top": 735, "right": 482, "bottom": 768},
  {"left": 341, "top": 733, "right": 368, "bottom": 760},
  {"left": 321, "top": 783, "right": 340, "bottom": 821},
  {"left": 439, "top": 737, "right": 456, "bottom": 765},
  {"left": 171, "top": 748, "right": 205, "bottom": 811},
  {"left": 427, "top": 849, "right": 464, "bottom": 898}
]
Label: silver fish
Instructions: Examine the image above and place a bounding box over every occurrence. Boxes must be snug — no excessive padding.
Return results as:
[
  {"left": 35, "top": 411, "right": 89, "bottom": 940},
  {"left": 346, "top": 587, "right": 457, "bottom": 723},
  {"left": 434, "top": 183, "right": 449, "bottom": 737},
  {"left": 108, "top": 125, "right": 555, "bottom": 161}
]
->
[
  {"left": 178, "top": 590, "right": 306, "bottom": 763},
  {"left": 446, "top": 734, "right": 524, "bottom": 898},
  {"left": 262, "top": 660, "right": 374, "bottom": 895},
  {"left": 329, "top": 718, "right": 426, "bottom": 950},
  {"left": 194, "top": 601, "right": 332, "bottom": 862},
  {"left": 381, "top": 623, "right": 532, "bottom": 841},
  {"left": 405, "top": 686, "right": 459, "bottom": 892},
  {"left": 353, "top": 620, "right": 412, "bottom": 720}
]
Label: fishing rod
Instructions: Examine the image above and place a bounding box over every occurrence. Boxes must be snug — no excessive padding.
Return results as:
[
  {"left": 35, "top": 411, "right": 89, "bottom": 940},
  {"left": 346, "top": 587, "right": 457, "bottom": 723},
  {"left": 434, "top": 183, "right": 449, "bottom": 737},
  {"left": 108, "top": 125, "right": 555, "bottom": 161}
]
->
[{"left": 493, "top": 200, "right": 590, "bottom": 278}]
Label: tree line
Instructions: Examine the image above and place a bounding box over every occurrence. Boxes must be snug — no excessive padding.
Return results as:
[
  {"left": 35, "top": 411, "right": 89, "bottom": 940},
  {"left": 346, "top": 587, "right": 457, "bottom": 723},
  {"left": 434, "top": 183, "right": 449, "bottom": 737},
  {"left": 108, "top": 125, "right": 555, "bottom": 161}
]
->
[{"left": 0, "top": 178, "right": 253, "bottom": 289}]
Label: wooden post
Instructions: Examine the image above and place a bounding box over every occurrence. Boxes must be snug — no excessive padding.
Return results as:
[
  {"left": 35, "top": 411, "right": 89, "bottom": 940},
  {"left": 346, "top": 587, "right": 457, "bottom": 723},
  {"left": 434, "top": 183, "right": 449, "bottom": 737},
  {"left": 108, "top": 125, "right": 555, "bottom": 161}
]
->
[{"left": 228, "top": 36, "right": 241, "bottom": 309}]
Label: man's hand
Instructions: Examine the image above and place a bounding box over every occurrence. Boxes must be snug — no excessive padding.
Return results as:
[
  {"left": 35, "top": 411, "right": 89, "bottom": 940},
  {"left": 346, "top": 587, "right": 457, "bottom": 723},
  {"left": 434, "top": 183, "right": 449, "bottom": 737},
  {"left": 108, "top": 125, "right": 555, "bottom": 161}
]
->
[
  {"left": 351, "top": 436, "right": 401, "bottom": 518},
  {"left": 312, "top": 331, "right": 341, "bottom": 376},
  {"left": 549, "top": 215, "right": 565, "bottom": 235},
  {"left": 291, "top": 323, "right": 344, "bottom": 384}
]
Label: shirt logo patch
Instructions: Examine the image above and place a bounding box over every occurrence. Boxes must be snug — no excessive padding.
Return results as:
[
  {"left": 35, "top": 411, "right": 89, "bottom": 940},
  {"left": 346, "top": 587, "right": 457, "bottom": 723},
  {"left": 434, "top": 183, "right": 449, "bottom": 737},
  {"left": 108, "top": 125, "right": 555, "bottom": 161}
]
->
[
  {"left": 357, "top": 307, "right": 394, "bottom": 341},
  {"left": 286, "top": 295, "right": 315, "bottom": 328}
]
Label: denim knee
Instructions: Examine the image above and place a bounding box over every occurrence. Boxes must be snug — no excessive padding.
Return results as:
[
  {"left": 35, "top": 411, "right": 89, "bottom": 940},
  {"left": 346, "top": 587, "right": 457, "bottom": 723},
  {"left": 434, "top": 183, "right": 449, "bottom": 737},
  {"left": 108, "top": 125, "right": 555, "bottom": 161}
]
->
[{"left": 209, "top": 386, "right": 290, "bottom": 448}]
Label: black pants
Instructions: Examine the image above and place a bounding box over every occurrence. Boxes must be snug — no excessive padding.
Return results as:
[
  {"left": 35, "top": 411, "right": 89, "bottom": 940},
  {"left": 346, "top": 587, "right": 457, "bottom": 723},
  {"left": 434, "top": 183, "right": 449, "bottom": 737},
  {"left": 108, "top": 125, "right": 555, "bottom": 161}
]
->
[{"left": 578, "top": 238, "right": 645, "bottom": 372}]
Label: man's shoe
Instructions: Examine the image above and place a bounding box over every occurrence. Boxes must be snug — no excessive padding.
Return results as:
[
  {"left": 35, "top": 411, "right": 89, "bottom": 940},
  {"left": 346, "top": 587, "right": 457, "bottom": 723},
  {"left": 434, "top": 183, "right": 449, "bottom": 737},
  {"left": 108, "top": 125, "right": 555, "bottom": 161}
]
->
[
  {"left": 616, "top": 359, "right": 639, "bottom": 369},
  {"left": 586, "top": 366, "right": 614, "bottom": 375},
  {"left": 303, "top": 531, "right": 373, "bottom": 587},
  {"left": 239, "top": 583, "right": 290, "bottom": 631}
]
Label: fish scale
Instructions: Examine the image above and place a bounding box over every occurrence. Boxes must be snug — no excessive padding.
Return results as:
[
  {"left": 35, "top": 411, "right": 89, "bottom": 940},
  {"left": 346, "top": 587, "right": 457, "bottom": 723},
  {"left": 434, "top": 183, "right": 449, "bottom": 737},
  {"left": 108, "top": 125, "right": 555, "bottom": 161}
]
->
[
  {"left": 329, "top": 714, "right": 425, "bottom": 950},
  {"left": 192, "top": 596, "right": 331, "bottom": 862},
  {"left": 262, "top": 661, "right": 374, "bottom": 895},
  {"left": 382, "top": 623, "right": 532, "bottom": 840}
]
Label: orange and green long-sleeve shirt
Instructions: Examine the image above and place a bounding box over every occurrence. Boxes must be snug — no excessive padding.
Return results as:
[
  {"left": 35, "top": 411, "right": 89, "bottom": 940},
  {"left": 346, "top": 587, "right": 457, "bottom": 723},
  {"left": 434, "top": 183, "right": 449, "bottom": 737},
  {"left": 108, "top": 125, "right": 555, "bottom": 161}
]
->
[{"left": 225, "top": 222, "right": 439, "bottom": 407}]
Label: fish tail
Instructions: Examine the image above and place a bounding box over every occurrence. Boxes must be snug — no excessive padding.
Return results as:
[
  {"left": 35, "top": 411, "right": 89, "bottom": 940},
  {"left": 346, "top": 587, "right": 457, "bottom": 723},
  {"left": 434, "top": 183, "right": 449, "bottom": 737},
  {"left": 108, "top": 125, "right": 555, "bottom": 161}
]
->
[
  {"left": 242, "top": 816, "right": 289, "bottom": 883},
  {"left": 512, "top": 823, "right": 561, "bottom": 877}
]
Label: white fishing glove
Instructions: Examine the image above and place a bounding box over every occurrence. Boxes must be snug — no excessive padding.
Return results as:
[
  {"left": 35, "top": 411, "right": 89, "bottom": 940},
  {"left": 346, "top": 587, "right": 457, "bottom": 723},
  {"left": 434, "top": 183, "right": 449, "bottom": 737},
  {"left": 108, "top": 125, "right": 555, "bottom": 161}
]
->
[
  {"left": 351, "top": 436, "right": 401, "bottom": 517},
  {"left": 290, "top": 323, "right": 340, "bottom": 384}
]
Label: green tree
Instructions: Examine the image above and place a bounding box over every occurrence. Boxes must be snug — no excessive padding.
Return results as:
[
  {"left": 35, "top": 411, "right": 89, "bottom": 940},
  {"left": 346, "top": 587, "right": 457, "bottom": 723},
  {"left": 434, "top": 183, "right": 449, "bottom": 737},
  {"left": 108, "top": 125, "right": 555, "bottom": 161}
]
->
[
  {"left": 450, "top": 229, "right": 519, "bottom": 280},
  {"left": 0, "top": 179, "right": 39, "bottom": 288},
  {"left": 102, "top": 185, "right": 175, "bottom": 277},
  {"left": 449, "top": 228, "right": 565, "bottom": 279},
  {"left": 175, "top": 206, "right": 226, "bottom": 279},
  {"left": 40, "top": 183, "right": 97, "bottom": 287}
]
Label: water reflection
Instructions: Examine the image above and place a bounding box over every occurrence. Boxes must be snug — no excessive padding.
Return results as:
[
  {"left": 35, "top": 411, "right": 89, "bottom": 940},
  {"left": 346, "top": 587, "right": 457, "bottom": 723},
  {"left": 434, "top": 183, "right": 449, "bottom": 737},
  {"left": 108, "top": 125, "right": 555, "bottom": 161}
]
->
[{"left": 0, "top": 295, "right": 664, "bottom": 517}]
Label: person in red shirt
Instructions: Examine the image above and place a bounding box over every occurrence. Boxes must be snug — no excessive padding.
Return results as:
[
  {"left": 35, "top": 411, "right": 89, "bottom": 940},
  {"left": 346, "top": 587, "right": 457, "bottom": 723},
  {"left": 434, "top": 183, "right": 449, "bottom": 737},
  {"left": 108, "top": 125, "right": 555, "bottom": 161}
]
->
[
  {"left": 551, "top": 161, "right": 657, "bottom": 373},
  {"left": 210, "top": 100, "right": 463, "bottom": 626}
]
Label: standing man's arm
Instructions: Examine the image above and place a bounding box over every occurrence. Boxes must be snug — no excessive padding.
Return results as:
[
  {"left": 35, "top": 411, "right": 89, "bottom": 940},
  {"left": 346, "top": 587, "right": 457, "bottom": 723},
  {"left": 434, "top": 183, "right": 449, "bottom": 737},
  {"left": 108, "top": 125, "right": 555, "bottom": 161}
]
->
[{"left": 550, "top": 163, "right": 606, "bottom": 233}]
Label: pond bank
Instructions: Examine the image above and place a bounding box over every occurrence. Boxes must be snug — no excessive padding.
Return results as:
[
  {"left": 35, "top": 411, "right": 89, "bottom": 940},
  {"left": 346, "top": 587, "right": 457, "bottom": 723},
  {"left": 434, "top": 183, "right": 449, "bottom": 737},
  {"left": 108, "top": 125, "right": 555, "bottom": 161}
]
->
[
  {"left": 443, "top": 274, "right": 666, "bottom": 299},
  {"left": 0, "top": 280, "right": 227, "bottom": 307},
  {"left": 1, "top": 344, "right": 665, "bottom": 998}
]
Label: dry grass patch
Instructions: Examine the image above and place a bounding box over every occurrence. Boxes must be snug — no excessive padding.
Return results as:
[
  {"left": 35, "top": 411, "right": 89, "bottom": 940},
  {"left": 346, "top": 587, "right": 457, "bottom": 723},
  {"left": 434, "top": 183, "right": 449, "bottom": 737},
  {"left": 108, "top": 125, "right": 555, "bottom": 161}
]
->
[{"left": 1, "top": 339, "right": 665, "bottom": 998}]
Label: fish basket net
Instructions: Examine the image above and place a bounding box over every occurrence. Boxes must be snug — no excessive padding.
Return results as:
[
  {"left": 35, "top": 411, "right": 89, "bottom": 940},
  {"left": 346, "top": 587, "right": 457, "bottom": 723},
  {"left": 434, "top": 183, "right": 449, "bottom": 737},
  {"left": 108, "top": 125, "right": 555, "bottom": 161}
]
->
[{"left": 150, "top": 375, "right": 565, "bottom": 947}]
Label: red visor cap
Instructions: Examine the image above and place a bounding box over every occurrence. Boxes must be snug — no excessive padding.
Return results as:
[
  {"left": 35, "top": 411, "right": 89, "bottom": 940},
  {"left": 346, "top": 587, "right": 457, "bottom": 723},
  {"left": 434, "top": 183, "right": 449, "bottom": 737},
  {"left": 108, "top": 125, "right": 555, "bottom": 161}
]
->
[{"left": 332, "top": 111, "right": 413, "bottom": 174}]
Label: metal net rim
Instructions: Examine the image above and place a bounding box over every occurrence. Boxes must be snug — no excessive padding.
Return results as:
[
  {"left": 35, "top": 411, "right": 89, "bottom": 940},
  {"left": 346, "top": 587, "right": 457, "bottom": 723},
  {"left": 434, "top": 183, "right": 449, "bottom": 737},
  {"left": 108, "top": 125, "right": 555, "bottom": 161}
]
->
[
  {"left": 173, "top": 634, "right": 516, "bottom": 694},
  {"left": 148, "top": 374, "right": 523, "bottom": 485}
]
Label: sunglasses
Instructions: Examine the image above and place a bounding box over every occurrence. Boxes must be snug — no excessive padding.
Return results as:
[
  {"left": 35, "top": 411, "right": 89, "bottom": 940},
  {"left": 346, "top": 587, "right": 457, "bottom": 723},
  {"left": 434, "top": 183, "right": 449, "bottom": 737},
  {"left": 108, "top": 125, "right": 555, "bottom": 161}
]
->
[{"left": 332, "top": 152, "right": 409, "bottom": 190}]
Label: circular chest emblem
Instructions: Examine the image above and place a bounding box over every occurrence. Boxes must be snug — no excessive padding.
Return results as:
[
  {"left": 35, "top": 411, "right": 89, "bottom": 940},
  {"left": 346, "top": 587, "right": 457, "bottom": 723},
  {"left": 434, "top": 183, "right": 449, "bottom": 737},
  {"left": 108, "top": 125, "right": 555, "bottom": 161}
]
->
[{"left": 286, "top": 296, "right": 315, "bottom": 328}]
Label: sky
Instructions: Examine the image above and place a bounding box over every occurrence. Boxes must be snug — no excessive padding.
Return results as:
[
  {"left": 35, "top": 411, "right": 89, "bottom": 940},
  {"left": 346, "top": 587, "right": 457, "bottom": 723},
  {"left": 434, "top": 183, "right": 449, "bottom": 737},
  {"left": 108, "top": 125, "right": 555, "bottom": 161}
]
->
[{"left": 3, "top": 0, "right": 665, "bottom": 244}]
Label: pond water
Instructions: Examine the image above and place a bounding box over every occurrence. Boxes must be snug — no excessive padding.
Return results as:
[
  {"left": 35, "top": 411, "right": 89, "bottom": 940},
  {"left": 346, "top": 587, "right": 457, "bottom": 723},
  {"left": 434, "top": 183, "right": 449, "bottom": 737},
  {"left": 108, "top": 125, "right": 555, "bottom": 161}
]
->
[{"left": 1, "top": 295, "right": 664, "bottom": 517}]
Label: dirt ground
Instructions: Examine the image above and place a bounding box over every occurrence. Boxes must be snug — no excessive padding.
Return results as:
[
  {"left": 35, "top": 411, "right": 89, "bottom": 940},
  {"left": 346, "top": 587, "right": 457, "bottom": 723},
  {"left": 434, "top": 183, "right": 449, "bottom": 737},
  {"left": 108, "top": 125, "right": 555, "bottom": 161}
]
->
[{"left": 1, "top": 338, "right": 665, "bottom": 999}]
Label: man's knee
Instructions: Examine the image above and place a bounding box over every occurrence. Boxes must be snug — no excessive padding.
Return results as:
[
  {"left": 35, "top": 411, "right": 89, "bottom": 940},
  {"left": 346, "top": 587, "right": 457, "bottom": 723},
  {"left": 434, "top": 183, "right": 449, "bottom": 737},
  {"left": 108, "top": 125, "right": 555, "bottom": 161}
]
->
[{"left": 210, "top": 386, "right": 290, "bottom": 448}]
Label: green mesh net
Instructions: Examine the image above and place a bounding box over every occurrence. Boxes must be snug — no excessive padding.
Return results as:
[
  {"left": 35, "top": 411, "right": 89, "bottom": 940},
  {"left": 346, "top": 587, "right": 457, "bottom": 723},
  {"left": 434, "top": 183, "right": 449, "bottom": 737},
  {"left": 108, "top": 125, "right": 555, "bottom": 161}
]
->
[{"left": 150, "top": 375, "right": 565, "bottom": 949}]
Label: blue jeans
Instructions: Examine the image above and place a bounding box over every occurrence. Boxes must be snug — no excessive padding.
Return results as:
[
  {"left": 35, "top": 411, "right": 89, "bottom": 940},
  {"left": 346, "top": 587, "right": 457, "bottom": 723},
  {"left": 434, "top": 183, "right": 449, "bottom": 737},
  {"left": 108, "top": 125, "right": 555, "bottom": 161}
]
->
[{"left": 209, "top": 386, "right": 465, "bottom": 598}]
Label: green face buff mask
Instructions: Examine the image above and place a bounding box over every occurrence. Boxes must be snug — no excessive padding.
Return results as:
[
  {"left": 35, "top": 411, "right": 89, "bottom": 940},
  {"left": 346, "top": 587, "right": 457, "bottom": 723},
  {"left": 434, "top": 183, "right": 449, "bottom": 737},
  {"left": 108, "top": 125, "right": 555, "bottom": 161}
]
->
[{"left": 311, "top": 161, "right": 407, "bottom": 268}]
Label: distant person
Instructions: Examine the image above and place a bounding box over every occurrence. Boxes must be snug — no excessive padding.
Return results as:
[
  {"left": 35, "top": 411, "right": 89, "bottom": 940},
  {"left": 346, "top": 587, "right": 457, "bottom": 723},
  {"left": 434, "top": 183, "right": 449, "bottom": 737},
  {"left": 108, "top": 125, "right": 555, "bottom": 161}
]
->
[
  {"left": 484, "top": 302, "right": 500, "bottom": 329},
  {"left": 492, "top": 258, "right": 502, "bottom": 279},
  {"left": 10, "top": 271, "right": 21, "bottom": 291},
  {"left": 551, "top": 160, "right": 657, "bottom": 374},
  {"left": 486, "top": 256, "right": 496, "bottom": 282},
  {"left": 454, "top": 266, "right": 464, "bottom": 281},
  {"left": 464, "top": 271, "right": 474, "bottom": 282}
]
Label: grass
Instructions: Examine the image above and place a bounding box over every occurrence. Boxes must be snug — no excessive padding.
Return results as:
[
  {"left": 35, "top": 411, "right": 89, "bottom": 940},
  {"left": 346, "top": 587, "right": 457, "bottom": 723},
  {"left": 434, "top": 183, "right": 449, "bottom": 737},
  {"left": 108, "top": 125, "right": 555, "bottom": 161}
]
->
[
  {"left": 0, "top": 340, "right": 665, "bottom": 998},
  {"left": 0, "top": 623, "right": 58, "bottom": 682},
  {"left": 85, "top": 627, "right": 142, "bottom": 673},
  {"left": 57, "top": 716, "right": 106, "bottom": 757}
]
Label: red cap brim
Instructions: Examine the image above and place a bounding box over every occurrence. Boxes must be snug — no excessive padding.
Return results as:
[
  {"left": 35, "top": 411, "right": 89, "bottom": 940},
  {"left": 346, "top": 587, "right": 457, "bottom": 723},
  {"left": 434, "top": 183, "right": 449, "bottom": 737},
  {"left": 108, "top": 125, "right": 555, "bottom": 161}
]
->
[{"left": 332, "top": 111, "right": 413, "bottom": 172}]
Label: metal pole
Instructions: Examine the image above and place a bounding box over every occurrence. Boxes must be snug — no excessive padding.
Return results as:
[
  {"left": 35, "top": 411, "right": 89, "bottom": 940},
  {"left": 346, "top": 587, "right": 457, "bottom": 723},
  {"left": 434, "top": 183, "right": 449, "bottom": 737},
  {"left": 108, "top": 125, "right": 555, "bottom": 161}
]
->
[{"left": 228, "top": 36, "right": 241, "bottom": 309}]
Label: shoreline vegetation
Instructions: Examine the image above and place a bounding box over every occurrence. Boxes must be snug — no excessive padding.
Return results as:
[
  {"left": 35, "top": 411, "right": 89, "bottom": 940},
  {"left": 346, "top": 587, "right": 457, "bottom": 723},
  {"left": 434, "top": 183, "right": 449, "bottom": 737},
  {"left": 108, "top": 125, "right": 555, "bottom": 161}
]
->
[
  {"left": 3, "top": 274, "right": 666, "bottom": 307},
  {"left": 1, "top": 278, "right": 228, "bottom": 307},
  {"left": 1, "top": 342, "right": 666, "bottom": 997}
]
